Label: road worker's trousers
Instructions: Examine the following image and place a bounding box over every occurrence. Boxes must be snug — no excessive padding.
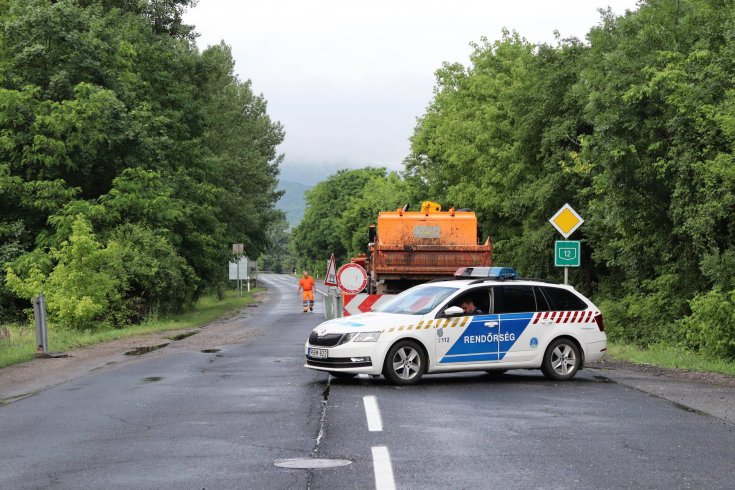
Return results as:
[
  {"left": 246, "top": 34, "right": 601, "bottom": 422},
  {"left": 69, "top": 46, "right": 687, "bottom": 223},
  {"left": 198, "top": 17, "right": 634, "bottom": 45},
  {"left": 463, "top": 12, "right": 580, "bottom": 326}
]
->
[{"left": 302, "top": 290, "right": 314, "bottom": 311}]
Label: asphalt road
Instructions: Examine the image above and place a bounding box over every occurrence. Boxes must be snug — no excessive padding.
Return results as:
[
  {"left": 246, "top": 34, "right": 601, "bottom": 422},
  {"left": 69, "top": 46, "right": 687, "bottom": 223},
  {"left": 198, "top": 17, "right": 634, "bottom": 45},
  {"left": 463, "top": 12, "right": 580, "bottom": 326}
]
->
[{"left": 2, "top": 273, "right": 734, "bottom": 489}]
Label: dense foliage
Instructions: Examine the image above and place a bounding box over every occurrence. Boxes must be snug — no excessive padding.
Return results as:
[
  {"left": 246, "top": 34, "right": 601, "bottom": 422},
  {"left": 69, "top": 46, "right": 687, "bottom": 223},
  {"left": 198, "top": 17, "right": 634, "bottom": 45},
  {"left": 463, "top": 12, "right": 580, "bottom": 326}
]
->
[
  {"left": 0, "top": 0, "right": 283, "bottom": 329},
  {"left": 292, "top": 0, "right": 735, "bottom": 360}
]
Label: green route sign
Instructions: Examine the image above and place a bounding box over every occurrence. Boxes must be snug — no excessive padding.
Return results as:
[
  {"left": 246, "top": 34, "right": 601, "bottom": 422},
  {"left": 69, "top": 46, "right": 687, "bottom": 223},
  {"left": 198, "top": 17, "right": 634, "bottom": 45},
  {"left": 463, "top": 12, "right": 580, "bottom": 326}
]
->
[{"left": 555, "top": 241, "right": 581, "bottom": 267}]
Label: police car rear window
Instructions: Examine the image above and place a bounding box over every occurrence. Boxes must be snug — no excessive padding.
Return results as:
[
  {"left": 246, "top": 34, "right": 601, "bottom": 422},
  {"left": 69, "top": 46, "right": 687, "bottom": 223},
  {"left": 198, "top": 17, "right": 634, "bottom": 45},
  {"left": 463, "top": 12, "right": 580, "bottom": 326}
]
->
[
  {"left": 493, "top": 285, "right": 536, "bottom": 314},
  {"left": 541, "top": 287, "right": 587, "bottom": 311}
]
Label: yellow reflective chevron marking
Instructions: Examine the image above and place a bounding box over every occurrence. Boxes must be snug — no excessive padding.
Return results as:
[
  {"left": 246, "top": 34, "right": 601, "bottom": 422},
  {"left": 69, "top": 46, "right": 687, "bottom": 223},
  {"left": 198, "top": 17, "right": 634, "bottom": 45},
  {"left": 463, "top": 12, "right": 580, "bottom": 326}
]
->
[
  {"left": 389, "top": 327, "right": 394, "bottom": 333},
  {"left": 398, "top": 326, "right": 404, "bottom": 331},
  {"left": 450, "top": 318, "right": 460, "bottom": 328},
  {"left": 417, "top": 321, "right": 424, "bottom": 329}
]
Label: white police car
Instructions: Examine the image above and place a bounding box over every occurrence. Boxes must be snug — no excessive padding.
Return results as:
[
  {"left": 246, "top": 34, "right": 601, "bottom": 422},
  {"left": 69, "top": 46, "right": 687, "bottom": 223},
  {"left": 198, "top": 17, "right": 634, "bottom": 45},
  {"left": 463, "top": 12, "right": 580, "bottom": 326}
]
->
[{"left": 305, "top": 267, "right": 607, "bottom": 385}]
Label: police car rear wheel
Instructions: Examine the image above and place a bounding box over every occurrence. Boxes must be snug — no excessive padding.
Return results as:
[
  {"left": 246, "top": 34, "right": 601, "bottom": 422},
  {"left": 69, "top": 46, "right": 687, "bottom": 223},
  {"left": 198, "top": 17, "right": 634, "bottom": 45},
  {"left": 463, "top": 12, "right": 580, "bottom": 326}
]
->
[
  {"left": 542, "top": 338, "right": 580, "bottom": 381},
  {"left": 383, "top": 341, "right": 425, "bottom": 385}
]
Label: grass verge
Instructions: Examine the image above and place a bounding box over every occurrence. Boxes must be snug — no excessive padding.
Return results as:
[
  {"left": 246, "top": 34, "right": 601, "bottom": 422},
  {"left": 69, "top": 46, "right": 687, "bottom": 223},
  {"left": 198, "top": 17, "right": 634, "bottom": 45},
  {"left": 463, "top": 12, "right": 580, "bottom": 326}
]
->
[
  {"left": 0, "top": 289, "right": 262, "bottom": 370},
  {"left": 608, "top": 342, "right": 735, "bottom": 377}
]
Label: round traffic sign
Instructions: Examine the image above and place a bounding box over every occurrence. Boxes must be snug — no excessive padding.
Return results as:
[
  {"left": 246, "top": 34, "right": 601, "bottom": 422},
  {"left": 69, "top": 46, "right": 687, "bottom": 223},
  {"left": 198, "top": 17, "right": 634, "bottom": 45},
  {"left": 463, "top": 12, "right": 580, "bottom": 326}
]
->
[{"left": 336, "top": 263, "right": 367, "bottom": 294}]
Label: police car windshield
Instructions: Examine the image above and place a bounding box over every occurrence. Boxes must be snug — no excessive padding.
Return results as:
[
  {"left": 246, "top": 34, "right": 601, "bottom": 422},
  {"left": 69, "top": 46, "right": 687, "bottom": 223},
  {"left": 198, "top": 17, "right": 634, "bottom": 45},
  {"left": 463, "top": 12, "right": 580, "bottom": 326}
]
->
[{"left": 375, "top": 285, "right": 458, "bottom": 315}]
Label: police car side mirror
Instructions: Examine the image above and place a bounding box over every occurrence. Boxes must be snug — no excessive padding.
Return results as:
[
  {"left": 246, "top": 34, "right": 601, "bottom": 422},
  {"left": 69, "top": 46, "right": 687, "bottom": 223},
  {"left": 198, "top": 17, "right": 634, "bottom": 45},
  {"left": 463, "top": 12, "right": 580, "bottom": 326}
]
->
[{"left": 442, "top": 306, "right": 464, "bottom": 317}]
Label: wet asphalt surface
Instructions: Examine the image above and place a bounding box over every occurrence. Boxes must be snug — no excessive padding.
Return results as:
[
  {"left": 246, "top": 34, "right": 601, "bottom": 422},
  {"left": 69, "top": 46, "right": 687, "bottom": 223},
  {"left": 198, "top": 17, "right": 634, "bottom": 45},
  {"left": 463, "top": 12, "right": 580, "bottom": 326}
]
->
[{"left": 2, "top": 273, "right": 735, "bottom": 489}]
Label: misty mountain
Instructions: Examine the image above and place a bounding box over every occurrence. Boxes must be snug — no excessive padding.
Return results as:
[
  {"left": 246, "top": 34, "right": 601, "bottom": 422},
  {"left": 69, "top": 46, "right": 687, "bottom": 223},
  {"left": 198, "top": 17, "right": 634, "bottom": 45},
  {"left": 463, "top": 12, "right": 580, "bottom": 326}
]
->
[{"left": 276, "top": 180, "right": 311, "bottom": 228}]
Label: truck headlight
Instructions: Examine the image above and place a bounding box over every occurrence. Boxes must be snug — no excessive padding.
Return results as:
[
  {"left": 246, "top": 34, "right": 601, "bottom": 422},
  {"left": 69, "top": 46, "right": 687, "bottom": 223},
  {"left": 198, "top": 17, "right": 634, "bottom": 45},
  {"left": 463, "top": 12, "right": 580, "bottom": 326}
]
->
[{"left": 353, "top": 331, "right": 381, "bottom": 342}]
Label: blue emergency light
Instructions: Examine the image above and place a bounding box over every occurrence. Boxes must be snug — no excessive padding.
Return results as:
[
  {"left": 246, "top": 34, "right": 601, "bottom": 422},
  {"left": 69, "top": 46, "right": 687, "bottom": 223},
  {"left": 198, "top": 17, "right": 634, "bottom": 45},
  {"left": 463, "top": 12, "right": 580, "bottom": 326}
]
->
[{"left": 454, "top": 266, "right": 519, "bottom": 280}]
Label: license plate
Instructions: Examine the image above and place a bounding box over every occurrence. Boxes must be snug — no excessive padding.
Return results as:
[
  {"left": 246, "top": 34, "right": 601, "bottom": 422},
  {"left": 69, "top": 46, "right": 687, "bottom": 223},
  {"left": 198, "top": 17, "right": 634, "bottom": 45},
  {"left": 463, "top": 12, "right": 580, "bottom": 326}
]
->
[{"left": 309, "top": 348, "right": 328, "bottom": 359}]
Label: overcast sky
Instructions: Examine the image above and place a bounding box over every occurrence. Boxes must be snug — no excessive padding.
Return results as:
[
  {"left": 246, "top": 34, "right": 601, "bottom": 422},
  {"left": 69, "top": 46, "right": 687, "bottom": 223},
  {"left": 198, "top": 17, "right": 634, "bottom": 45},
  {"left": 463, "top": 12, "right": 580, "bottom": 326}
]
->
[{"left": 185, "top": 0, "right": 641, "bottom": 184}]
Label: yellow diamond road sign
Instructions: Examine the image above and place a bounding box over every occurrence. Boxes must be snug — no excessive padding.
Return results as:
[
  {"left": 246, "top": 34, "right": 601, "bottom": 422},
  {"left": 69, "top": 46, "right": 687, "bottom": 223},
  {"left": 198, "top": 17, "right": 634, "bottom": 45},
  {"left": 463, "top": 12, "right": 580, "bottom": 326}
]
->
[{"left": 549, "top": 204, "right": 584, "bottom": 239}]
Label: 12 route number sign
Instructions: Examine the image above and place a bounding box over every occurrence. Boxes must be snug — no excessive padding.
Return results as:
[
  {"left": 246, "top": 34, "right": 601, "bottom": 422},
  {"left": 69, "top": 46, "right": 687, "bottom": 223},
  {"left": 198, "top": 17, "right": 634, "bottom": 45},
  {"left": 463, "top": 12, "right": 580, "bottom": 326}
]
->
[{"left": 555, "top": 241, "right": 581, "bottom": 267}]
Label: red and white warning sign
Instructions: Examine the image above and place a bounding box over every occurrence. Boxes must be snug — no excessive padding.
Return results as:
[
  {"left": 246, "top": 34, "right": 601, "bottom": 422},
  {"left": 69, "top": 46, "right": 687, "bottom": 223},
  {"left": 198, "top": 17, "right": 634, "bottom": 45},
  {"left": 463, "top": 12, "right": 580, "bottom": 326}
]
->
[
  {"left": 343, "top": 294, "right": 393, "bottom": 316},
  {"left": 324, "top": 254, "right": 337, "bottom": 286},
  {"left": 336, "top": 263, "right": 367, "bottom": 294}
]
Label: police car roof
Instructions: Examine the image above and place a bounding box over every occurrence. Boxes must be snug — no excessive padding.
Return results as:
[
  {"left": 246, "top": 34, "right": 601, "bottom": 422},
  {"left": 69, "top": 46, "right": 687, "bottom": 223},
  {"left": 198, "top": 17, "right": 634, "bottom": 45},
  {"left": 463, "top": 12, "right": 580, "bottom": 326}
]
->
[{"left": 421, "top": 277, "right": 568, "bottom": 289}]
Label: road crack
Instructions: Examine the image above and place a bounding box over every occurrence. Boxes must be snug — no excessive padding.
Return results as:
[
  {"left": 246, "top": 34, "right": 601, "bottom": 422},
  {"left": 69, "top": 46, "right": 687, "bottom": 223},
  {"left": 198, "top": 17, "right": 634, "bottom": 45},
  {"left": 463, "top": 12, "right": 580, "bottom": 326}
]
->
[
  {"left": 307, "top": 377, "right": 332, "bottom": 490},
  {"left": 313, "top": 377, "right": 331, "bottom": 456}
]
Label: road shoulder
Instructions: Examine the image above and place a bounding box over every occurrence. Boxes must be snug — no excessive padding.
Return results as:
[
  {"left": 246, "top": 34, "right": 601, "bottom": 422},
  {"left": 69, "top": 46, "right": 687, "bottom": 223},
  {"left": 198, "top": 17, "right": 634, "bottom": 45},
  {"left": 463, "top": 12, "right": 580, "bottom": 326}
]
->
[
  {"left": 0, "top": 292, "right": 268, "bottom": 405},
  {"left": 588, "top": 358, "right": 735, "bottom": 426}
]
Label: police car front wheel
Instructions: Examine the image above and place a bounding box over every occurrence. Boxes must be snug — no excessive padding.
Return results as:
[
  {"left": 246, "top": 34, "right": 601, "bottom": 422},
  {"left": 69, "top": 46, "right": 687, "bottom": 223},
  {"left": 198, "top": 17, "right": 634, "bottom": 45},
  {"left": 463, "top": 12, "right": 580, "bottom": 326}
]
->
[
  {"left": 541, "top": 338, "right": 581, "bottom": 381},
  {"left": 383, "top": 340, "right": 426, "bottom": 385}
]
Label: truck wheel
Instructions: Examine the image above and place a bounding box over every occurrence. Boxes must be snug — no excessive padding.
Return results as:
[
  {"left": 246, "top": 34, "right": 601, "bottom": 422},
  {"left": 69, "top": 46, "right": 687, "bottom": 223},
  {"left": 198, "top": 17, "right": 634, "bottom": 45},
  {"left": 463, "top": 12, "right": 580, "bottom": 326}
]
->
[
  {"left": 541, "top": 338, "right": 580, "bottom": 381},
  {"left": 383, "top": 340, "right": 426, "bottom": 385}
]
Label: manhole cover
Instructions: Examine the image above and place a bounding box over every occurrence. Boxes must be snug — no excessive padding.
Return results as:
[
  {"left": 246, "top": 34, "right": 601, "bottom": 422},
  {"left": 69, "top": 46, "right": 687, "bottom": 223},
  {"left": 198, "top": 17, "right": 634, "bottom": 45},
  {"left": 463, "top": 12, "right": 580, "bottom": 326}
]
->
[{"left": 274, "top": 458, "right": 352, "bottom": 470}]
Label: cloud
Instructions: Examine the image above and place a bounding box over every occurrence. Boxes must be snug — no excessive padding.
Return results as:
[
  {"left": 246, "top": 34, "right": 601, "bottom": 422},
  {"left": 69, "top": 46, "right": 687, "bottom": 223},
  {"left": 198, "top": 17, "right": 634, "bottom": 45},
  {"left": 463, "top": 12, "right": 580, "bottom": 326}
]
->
[{"left": 186, "top": 0, "right": 640, "bottom": 175}]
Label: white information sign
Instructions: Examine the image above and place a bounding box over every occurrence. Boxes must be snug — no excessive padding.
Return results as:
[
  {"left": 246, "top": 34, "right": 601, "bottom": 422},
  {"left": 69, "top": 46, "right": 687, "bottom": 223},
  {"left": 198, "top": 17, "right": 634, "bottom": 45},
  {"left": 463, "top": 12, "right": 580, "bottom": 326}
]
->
[{"left": 228, "top": 257, "right": 249, "bottom": 280}]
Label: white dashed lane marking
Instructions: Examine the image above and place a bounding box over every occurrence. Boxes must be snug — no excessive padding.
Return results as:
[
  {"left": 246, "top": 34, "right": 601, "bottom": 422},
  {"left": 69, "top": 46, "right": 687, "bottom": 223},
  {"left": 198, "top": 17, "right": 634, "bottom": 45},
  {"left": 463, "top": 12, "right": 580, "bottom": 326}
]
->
[
  {"left": 363, "top": 396, "right": 383, "bottom": 432},
  {"left": 371, "top": 446, "right": 396, "bottom": 490}
]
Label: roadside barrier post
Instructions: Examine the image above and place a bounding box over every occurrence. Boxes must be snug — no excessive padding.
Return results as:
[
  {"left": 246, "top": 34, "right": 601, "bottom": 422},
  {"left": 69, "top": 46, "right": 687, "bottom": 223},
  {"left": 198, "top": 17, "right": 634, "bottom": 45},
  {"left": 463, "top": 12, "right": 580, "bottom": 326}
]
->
[
  {"left": 322, "top": 289, "right": 343, "bottom": 320},
  {"left": 33, "top": 293, "right": 48, "bottom": 353}
]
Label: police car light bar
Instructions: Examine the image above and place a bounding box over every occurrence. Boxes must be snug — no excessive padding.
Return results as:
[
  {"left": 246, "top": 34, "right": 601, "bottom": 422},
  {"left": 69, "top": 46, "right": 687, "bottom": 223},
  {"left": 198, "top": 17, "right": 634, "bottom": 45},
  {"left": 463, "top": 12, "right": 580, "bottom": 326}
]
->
[{"left": 454, "top": 267, "right": 519, "bottom": 280}]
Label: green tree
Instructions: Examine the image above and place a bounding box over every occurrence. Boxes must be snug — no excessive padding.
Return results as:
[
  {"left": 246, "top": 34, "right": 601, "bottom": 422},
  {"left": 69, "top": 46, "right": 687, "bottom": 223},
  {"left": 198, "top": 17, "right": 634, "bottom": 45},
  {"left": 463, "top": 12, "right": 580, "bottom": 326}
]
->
[
  {"left": 1, "top": 0, "right": 283, "bottom": 327},
  {"left": 291, "top": 167, "right": 386, "bottom": 270}
]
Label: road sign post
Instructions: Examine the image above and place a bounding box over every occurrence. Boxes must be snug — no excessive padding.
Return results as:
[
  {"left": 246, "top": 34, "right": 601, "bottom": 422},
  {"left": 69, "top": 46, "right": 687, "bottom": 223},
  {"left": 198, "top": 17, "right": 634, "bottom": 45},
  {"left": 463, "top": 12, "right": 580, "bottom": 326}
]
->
[
  {"left": 229, "top": 257, "right": 250, "bottom": 296},
  {"left": 549, "top": 204, "right": 584, "bottom": 285}
]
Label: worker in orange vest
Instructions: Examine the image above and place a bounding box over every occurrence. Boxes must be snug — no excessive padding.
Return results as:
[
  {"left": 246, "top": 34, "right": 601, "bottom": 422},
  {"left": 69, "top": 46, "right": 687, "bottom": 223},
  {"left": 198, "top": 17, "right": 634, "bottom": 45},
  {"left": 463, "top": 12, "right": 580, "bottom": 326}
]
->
[{"left": 298, "top": 270, "right": 315, "bottom": 313}]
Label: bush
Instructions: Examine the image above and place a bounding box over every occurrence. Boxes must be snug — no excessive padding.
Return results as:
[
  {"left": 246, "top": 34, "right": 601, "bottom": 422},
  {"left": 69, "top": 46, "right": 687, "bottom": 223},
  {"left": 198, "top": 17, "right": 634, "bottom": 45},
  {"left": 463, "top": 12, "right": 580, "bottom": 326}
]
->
[
  {"left": 5, "top": 216, "right": 200, "bottom": 329},
  {"left": 679, "top": 289, "right": 735, "bottom": 360},
  {"left": 6, "top": 216, "right": 124, "bottom": 330},
  {"left": 108, "top": 223, "right": 198, "bottom": 319},
  {"left": 596, "top": 274, "right": 686, "bottom": 346}
]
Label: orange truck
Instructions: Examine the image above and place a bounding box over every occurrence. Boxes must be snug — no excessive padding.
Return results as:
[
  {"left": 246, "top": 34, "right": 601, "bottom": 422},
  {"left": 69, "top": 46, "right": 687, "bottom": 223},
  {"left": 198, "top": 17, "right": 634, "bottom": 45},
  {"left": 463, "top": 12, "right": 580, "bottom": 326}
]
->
[{"left": 352, "top": 201, "right": 493, "bottom": 294}]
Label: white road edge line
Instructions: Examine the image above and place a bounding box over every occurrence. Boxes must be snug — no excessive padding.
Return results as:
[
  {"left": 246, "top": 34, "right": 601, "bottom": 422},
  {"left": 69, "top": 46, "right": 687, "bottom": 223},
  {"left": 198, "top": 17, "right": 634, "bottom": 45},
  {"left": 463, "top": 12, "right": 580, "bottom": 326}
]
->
[
  {"left": 371, "top": 446, "right": 396, "bottom": 490},
  {"left": 363, "top": 395, "right": 383, "bottom": 432}
]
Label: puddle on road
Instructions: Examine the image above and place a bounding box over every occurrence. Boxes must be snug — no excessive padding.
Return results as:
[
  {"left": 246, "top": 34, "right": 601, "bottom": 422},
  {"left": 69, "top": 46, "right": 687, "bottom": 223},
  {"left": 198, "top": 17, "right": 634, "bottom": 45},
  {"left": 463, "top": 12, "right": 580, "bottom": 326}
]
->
[
  {"left": 200, "top": 349, "right": 221, "bottom": 354},
  {"left": 142, "top": 376, "right": 164, "bottom": 383},
  {"left": 166, "top": 331, "right": 198, "bottom": 341},
  {"left": 125, "top": 343, "right": 169, "bottom": 356},
  {"left": 274, "top": 458, "right": 352, "bottom": 470}
]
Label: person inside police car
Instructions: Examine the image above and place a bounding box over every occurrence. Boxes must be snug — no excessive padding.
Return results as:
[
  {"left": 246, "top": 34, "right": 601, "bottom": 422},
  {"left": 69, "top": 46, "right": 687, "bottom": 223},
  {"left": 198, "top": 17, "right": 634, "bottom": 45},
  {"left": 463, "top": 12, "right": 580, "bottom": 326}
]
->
[{"left": 460, "top": 297, "right": 483, "bottom": 316}]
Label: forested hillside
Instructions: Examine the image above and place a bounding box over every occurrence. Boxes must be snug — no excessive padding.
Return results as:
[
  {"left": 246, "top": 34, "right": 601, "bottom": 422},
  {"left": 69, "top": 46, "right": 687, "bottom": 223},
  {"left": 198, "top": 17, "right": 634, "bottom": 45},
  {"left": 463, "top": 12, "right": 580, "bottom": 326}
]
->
[
  {"left": 0, "top": 1, "right": 283, "bottom": 329},
  {"left": 292, "top": 0, "right": 735, "bottom": 360},
  {"left": 276, "top": 180, "right": 310, "bottom": 228}
]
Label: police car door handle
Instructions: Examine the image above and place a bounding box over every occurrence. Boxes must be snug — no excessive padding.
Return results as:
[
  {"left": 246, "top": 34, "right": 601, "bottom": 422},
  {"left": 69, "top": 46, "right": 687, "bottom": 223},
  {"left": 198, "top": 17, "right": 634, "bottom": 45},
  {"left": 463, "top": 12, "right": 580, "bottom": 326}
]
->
[{"left": 484, "top": 321, "right": 498, "bottom": 328}]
